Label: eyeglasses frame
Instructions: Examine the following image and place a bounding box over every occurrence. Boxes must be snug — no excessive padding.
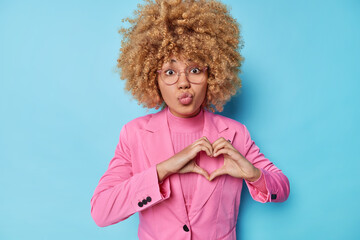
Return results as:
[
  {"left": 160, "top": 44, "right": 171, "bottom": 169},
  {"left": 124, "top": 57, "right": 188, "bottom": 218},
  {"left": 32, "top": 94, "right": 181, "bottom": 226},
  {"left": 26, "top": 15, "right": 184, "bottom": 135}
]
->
[{"left": 157, "top": 66, "right": 208, "bottom": 85}]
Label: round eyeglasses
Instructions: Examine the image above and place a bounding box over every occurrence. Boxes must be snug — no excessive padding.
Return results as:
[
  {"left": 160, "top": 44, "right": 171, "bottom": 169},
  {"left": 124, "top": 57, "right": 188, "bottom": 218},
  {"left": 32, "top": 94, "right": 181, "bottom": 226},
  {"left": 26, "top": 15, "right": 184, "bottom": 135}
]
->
[{"left": 157, "top": 66, "right": 208, "bottom": 85}]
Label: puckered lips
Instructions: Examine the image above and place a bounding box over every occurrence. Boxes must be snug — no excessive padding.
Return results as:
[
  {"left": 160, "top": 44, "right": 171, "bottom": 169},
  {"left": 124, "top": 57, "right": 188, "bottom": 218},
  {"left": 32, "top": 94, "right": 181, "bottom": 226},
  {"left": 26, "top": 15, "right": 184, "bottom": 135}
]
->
[{"left": 178, "top": 92, "right": 193, "bottom": 105}]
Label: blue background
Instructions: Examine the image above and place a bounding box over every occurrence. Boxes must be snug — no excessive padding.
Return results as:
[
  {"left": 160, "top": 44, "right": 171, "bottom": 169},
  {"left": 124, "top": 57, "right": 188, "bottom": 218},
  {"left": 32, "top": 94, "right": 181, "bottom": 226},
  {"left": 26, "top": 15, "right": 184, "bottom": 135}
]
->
[{"left": 1, "top": 0, "right": 359, "bottom": 239}]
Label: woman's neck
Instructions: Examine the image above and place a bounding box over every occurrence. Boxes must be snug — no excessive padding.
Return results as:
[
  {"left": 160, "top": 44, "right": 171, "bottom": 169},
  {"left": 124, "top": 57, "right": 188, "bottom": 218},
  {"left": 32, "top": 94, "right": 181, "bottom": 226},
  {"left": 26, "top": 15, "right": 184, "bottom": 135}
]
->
[{"left": 166, "top": 107, "right": 204, "bottom": 133}]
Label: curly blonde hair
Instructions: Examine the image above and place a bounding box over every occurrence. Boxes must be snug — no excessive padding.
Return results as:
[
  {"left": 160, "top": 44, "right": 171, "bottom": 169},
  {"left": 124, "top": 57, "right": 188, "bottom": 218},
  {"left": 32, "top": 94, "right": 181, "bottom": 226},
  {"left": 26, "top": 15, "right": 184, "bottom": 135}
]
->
[{"left": 117, "top": 0, "right": 244, "bottom": 112}]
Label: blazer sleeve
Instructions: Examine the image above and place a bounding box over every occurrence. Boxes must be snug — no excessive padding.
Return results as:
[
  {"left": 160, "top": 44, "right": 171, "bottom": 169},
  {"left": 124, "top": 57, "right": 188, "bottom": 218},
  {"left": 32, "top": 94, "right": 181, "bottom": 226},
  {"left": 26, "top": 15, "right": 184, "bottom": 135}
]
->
[
  {"left": 242, "top": 125, "right": 290, "bottom": 203},
  {"left": 90, "top": 124, "right": 171, "bottom": 227}
]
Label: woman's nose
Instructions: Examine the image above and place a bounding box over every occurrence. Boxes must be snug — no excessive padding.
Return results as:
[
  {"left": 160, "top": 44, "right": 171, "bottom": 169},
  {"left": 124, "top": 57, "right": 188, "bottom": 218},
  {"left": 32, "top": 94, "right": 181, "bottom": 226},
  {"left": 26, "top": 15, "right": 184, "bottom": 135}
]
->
[{"left": 177, "top": 72, "right": 190, "bottom": 89}]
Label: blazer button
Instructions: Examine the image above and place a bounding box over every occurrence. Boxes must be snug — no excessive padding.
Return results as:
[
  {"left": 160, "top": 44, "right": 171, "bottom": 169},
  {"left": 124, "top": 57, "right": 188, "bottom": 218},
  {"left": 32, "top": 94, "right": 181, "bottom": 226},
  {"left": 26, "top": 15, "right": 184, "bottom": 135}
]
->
[
  {"left": 138, "top": 201, "right": 143, "bottom": 207},
  {"left": 146, "top": 196, "right": 152, "bottom": 202},
  {"left": 271, "top": 194, "right": 277, "bottom": 200},
  {"left": 142, "top": 199, "right": 147, "bottom": 205},
  {"left": 183, "top": 224, "right": 189, "bottom": 232}
]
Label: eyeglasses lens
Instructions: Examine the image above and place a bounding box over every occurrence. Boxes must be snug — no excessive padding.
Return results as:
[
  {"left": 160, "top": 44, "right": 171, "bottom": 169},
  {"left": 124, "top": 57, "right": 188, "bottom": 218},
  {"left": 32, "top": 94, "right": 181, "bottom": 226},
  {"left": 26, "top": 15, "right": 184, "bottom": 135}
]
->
[{"left": 160, "top": 67, "right": 207, "bottom": 85}]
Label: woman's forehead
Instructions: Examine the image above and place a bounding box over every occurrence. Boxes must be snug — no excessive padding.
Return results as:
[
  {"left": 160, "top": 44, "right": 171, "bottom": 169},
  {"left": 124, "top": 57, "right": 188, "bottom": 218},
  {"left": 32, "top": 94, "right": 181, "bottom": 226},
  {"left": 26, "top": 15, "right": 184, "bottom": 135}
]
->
[{"left": 163, "top": 57, "right": 196, "bottom": 66}]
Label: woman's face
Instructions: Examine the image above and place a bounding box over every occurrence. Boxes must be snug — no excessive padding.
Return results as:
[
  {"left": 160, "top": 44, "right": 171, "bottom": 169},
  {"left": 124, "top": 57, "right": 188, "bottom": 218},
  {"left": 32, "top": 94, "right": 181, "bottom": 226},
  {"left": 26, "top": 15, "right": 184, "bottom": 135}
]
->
[{"left": 157, "top": 56, "right": 208, "bottom": 118}]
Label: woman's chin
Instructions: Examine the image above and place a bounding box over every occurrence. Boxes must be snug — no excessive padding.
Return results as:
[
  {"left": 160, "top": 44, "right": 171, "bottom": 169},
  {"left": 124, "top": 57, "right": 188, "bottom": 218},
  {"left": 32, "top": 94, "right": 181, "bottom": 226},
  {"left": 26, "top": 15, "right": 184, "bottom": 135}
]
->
[{"left": 170, "top": 105, "right": 201, "bottom": 118}]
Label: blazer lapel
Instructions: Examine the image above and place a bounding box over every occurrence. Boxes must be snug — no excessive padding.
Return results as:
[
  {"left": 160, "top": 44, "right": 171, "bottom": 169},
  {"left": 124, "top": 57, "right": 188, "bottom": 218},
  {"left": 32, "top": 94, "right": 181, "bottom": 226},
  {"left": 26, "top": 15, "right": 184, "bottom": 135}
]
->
[
  {"left": 140, "top": 109, "right": 188, "bottom": 221},
  {"left": 140, "top": 109, "right": 174, "bottom": 166},
  {"left": 188, "top": 110, "right": 236, "bottom": 220}
]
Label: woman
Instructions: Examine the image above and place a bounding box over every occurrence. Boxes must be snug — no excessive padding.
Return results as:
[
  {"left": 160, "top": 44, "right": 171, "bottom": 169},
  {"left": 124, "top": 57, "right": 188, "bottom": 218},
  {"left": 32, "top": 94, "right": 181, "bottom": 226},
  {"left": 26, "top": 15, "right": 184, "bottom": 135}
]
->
[{"left": 90, "top": 0, "right": 290, "bottom": 239}]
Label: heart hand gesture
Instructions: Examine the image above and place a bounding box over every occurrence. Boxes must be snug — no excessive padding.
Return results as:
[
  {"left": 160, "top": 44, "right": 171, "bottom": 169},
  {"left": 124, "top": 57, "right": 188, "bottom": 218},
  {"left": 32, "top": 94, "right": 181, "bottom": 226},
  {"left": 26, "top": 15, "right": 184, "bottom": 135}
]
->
[
  {"left": 156, "top": 137, "right": 213, "bottom": 182},
  {"left": 156, "top": 136, "right": 261, "bottom": 182},
  {"left": 208, "top": 137, "right": 261, "bottom": 182}
]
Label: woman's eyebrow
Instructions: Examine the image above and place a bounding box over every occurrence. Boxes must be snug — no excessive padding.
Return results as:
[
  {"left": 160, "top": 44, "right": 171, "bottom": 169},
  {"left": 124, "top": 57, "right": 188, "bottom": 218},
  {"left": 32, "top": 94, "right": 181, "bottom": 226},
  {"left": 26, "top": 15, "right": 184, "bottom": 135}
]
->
[{"left": 170, "top": 59, "right": 177, "bottom": 63}]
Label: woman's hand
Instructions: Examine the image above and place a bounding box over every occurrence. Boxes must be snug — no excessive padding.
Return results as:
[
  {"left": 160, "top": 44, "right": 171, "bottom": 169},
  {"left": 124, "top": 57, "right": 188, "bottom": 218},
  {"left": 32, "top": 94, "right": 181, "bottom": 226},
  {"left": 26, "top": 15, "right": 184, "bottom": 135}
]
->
[
  {"left": 208, "top": 137, "right": 261, "bottom": 182},
  {"left": 156, "top": 137, "right": 212, "bottom": 182}
]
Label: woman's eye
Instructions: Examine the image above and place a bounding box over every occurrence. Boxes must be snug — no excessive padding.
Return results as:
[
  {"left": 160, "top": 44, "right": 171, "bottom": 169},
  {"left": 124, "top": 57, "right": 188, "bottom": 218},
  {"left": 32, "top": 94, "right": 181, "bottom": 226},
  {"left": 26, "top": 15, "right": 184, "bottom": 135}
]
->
[
  {"left": 190, "top": 68, "right": 200, "bottom": 74},
  {"left": 164, "top": 69, "right": 175, "bottom": 75}
]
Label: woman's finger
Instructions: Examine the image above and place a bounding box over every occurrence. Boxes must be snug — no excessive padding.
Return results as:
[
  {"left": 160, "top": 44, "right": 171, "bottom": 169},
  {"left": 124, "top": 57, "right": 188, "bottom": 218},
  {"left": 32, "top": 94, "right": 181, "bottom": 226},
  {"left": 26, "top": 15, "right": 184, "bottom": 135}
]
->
[
  {"left": 198, "top": 145, "right": 212, "bottom": 156},
  {"left": 193, "top": 136, "right": 210, "bottom": 146},
  {"left": 209, "top": 166, "right": 227, "bottom": 181},
  {"left": 213, "top": 147, "right": 233, "bottom": 158},
  {"left": 199, "top": 136, "right": 211, "bottom": 144},
  {"left": 194, "top": 138, "right": 213, "bottom": 156},
  {"left": 212, "top": 137, "right": 234, "bottom": 153},
  {"left": 192, "top": 164, "right": 210, "bottom": 180},
  {"left": 212, "top": 140, "right": 227, "bottom": 154},
  {"left": 212, "top": 137, "right": 226, "bottom": 146}
]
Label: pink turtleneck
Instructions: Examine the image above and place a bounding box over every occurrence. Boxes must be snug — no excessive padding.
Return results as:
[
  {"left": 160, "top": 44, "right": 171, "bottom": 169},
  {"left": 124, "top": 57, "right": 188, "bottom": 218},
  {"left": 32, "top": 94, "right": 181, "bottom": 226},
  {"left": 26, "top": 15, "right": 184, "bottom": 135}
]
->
[{"left": 166, "top": 108, "right": 204, "bottom": 214}]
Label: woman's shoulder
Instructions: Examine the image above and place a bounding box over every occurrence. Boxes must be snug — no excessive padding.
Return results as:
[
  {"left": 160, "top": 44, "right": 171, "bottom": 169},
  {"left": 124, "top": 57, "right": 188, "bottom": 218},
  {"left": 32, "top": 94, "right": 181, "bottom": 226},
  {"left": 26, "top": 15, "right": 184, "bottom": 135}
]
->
[
  {"left": 206, "top": 111, "right": 246, "bottom": 130},
  {"left": 122, "top": 109, "right": 165, "bottom": 131}
]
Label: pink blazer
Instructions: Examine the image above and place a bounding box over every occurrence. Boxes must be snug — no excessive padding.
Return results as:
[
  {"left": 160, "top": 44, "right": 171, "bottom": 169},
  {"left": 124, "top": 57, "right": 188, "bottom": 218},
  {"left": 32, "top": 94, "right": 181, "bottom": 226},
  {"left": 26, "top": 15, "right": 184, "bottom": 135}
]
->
[{"left": 90, "top": 108, "right": 290, "bottom": 240}]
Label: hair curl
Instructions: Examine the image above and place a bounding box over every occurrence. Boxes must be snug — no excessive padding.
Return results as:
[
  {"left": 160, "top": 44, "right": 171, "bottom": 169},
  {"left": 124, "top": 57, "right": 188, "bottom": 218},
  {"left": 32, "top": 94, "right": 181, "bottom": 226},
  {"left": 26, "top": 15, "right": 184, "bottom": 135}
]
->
[{"left": 117, "top": 0, "right": 244, "bottom": 112}]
